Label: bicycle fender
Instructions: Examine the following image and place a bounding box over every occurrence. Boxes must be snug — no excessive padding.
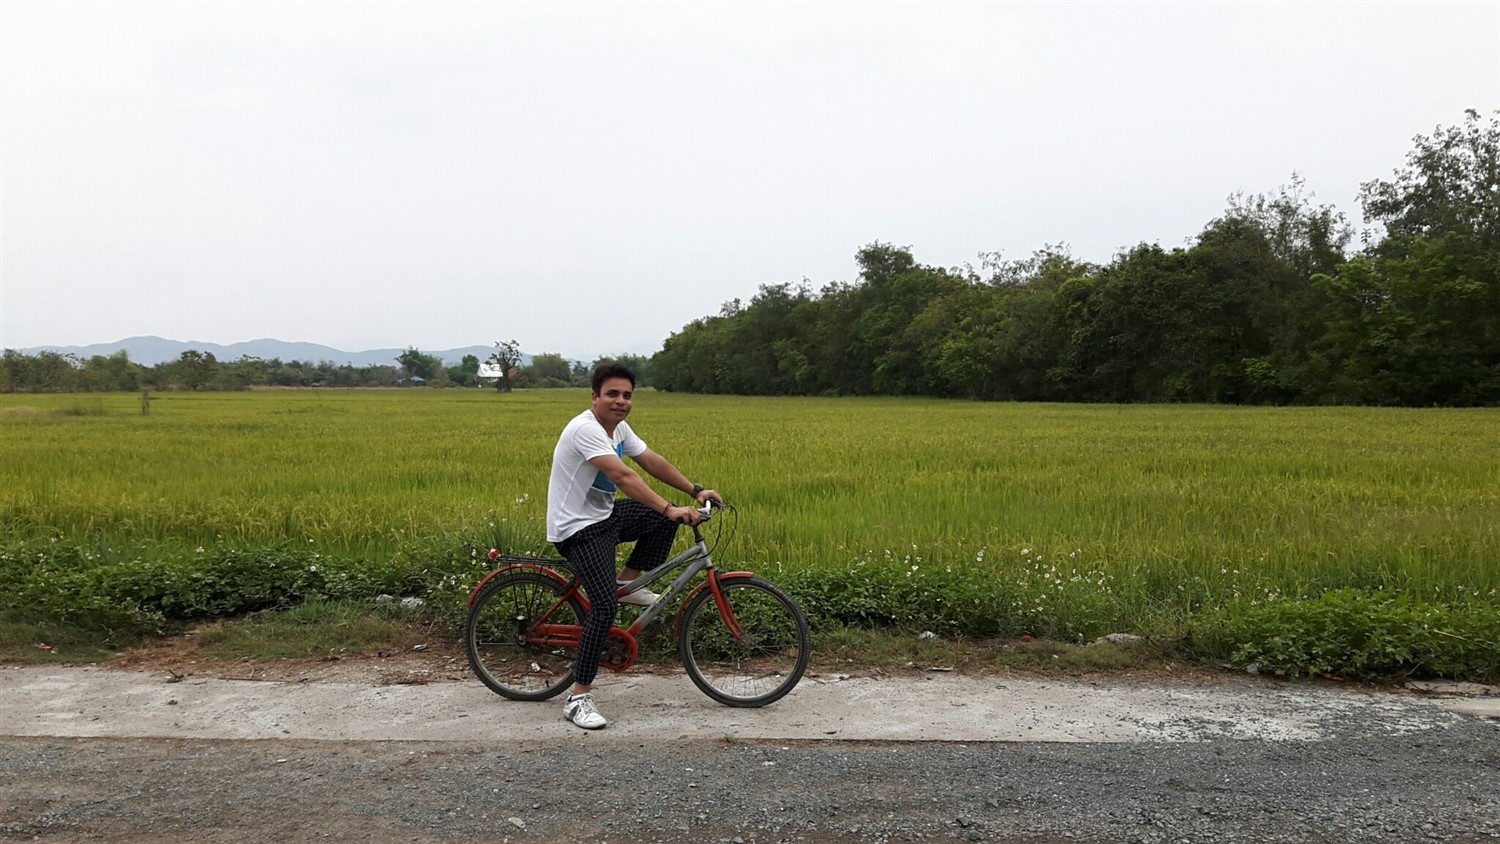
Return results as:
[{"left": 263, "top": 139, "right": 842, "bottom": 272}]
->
[
  {"left": 672, "top": 570, "right": 755, "bottom": 635},
  {"left": 466, "top": 562, "right": 572, "bottom": 607}
]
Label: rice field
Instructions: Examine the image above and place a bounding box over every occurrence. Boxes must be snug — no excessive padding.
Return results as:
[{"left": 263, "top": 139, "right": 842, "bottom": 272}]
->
[{"left": 2, "top": 389, "right": 1497, "bottom": 603}]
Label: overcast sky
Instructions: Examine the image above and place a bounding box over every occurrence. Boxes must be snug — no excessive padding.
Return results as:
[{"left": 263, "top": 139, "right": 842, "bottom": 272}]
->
[{"left": 3, "top": 1, "right": 1497, "bottom": 360}]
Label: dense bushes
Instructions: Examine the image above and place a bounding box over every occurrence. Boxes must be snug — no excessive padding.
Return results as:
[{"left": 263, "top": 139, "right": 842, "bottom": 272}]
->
[
  {"left": 1195, "top": 589, "right": 1500, "bottom": 682},
  {"left": 0, "top": 539, "right": 497, "bottom": 642},
  {"left": 7, "top": 539, "right": 1495, "bottom": 682}
]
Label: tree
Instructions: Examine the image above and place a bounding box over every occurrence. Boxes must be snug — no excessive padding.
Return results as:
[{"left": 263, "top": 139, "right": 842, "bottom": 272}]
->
[
  {"left": 1050, "top": 245, "right": 1189, "bottom": 402},
  {"left": 173, "top": 350, "right": 218, "bottom": 391},
  {"left": 592, "top": 353, "right": 655, "bottom": 387},
  {"left": 74, "top": 350, "right": 138, "bottom": 391},
  {"left": 908, "top": 282, "right": 1007, "bottom": 399},
  {"left": 1313, "top": 110, "right": 1500, "bottom": 404},
  {"left": 914, "top": 248, "right": 1089, "bottom": 401},
  {"left": 723, "top": 282, "right": 815, "bottom": 394},
  {"left": 527, "top": 352, "right": 573, "bottom": 387},
  {"left": 0, "top": 350, "right": 23, "bottom": 392},
  {"left": 1212, "top": 177, "right": 1354, "bottom": 402},
  {"left": 1361, "top": 110, "right": 1500, "bottom": 246},
  {"left": 223, "top": 355, "right": 270, "bottom": 388},
  {"left": 487, "top": 340, "right": 522, "bottom": 392},
  {"left": 806, "top": 281, "right": 870, "bottom": 395},
  {"left": 569, "top": 360, "right": 590, "bottom": 386},
  {"left": 396, "top": 348, "right": 442, "bottom": 384},
  {"left": 446, "top": 354, "right": 481, "bottom": 387},
  {"left": 653, "top": 317, "right": 719, "bottom": 393}
]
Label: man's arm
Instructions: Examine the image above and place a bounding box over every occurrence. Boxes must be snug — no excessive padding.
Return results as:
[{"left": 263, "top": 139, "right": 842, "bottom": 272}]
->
[
  {"left": 632, "top": 448, "right": 723, "bottom": 505},
  {"left": 588, "top": 454, "right": 704, "bottom": 524}
]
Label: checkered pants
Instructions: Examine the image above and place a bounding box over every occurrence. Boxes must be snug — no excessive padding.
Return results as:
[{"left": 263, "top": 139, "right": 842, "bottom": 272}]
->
[{"left": 554, "top": 499, "right": 679, "bottom": 686}]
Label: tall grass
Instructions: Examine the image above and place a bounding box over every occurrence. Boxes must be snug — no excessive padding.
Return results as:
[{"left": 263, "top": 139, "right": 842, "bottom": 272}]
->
[{"left": 2, "top": 389, "right": 1496, "bottom": 610}]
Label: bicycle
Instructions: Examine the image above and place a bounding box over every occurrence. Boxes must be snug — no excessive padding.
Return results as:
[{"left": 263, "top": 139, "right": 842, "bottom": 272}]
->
[{"left": 463, "top": 501, "right": 810, "bottom": 707}]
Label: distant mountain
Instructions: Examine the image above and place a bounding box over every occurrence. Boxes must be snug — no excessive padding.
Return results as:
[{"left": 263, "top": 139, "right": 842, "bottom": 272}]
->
[{"left": 21, "top": 336, "right": 515, "bottom": 368}]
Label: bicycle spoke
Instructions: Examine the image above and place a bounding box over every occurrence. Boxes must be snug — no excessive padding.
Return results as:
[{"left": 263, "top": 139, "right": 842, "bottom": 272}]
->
[
  {"left": 679, "top": 578, "right": 809, "bottom": 707},
  {"left": 465, "top": 571, "right": 582, "bottom": 701}
]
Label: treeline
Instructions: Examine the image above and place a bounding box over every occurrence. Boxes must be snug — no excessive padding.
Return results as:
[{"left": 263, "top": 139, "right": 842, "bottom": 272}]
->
[
  {"left": 0, "top": 346, "right": 655, "bottom": 393},
  {"left": 653, "top": 112, "right": 1500, "bottom": 406},
  {"left": 0, "top": 349, "right": 409, "bottom": 392},
  {"left": 393, "top": 346, "right": 654, "bottom": 390},
  {"left": 509, "top": 352, "right": 654, "bottom": 389}
]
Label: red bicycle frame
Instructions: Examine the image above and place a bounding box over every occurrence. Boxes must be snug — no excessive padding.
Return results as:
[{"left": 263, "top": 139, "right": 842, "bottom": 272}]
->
[{"left": 467, "top": 554, "right": 754, "bottom": 673}]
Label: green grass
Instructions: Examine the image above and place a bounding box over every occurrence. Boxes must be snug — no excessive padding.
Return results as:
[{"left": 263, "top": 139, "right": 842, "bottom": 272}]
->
[
  {"left": 2, "top": 390, "right": 1495, "bottom": 582},
  {"left": 190, "top": 599, "right": 427, "bottom": 661},
  {"left": 1, "top": 389, "right": 1496, "bottom": 678},
  {"left": 0, "top": 609, "right": 119, "bottom": 664}
]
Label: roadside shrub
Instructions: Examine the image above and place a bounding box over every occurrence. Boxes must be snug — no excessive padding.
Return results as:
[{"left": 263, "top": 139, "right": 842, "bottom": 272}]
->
[
  {"left": 3, "top": 540, "right": 401, "bottom": 636},
  {"left": 1196, "top": 589, "right": 1500, "bottom": 682},
  {"left": 774, "top": 546, "right": 1128, "bottom": 642},
  {"left": 8, "top": 534, "right": 1498, "bottom": 685},
  {"left": 0, "top": 523, "right": 541, "bottom": 641},
  {"left": 2, "top": 543, "right": 165, "bottom": 640},
  {"left": 98, "top": 550, "right": 331, "bottom": 617}
]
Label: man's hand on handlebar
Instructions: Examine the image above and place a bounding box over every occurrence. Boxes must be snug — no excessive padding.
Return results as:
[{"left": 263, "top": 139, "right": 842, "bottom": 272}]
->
[
  {"left": 694, "top": 487, "right": 724, "bottom": 507},
  {"left": 665, "top": 504, "right": 705, "bottom": 526}
]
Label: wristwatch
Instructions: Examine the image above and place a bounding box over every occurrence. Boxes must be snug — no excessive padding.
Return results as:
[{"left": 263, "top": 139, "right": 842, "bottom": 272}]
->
[{"left": 690, "top": 483, "right": 705, "bottom": 497}]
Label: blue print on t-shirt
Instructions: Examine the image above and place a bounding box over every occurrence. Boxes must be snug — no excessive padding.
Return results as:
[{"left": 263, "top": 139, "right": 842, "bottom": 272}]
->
[{"left": 591, "top": 441, "right": 626, "bottom": 494}]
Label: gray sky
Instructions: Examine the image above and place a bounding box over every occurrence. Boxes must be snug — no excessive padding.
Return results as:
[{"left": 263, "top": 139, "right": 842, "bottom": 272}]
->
[{"left": 4, "top": 1, "right": 1498, "bottom": 361}]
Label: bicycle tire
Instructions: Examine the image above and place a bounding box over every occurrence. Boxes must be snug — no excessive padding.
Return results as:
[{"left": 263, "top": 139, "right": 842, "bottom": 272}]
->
[
  {"left": 464, "top": 570, "right": 582, "bottom": 701},
  {"left": 678, "top": 576, "right": 810, "bottom": 707}
]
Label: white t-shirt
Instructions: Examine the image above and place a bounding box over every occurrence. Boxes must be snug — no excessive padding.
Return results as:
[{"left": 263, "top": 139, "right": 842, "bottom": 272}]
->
[{"left": 546, "top": 408, "right": 648, "bottom": 543}]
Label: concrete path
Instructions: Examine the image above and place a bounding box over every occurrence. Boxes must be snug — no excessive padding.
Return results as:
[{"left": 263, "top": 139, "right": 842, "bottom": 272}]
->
[{"left": 3, "top": 664, "right": 1495, "bottom": 745}]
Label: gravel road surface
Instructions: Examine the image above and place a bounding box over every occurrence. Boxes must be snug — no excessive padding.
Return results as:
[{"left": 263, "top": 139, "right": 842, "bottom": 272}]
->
[{"left": 3, "top": 663, "right": 1498, "bottom": 843}]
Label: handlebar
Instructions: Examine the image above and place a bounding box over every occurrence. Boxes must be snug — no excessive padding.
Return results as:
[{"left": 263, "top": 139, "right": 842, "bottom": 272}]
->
[
  {"left": 485, "top": 499, "right": 734, "bottom": 563},
  {"left": 672, "top": 498, "right": 718, "bottom": 525}
]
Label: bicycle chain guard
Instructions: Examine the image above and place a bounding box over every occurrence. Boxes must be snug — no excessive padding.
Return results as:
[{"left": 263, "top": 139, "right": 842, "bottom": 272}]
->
[{"left": 600, "top": 628, "right": 638, "bottom": 672}]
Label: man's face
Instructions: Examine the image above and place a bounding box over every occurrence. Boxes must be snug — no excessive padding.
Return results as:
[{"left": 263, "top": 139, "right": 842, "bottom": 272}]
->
[{"left": 591, "top": 377, "right": 634, "bottom": 425}]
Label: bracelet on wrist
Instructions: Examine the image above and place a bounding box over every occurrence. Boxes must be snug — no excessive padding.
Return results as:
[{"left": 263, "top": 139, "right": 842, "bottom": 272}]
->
[{"left": 690, "top": 483, "right": 705, "bottom": 497}]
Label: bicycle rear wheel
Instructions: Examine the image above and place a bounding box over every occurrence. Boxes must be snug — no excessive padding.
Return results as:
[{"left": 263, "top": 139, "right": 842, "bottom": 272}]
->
[
  {"left": 465, "top": 571, "right": 582, "bottom": 701},
  {"left": 678, "top": 576, "right": 810, "bottom": 707}
]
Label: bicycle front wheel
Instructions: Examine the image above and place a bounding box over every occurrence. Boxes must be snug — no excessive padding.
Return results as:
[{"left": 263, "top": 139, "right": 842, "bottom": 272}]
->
[
  {"left": 678, "top": 577, "right": 810, "bottom": 707},
  {"left": 464, "top": 571, "right": 582, "bottom": 701}
]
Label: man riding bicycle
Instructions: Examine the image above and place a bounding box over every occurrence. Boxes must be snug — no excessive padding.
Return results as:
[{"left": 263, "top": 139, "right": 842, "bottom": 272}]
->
[{"left": 546, "top": 362, "right": 722, "bottom": 729}]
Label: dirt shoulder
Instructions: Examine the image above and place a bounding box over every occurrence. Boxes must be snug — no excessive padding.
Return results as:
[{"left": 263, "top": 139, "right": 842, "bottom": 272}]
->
[
  {"left": 83, "top": 617, "right": 1230, "bottom": 688},
  {"left": 105, "top": 635, "right": 475, "bottom": 685}
]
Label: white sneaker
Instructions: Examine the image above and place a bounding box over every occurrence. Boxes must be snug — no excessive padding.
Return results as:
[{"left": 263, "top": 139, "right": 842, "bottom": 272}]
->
[
  {"left": 617, "top": 582, "right": 660, "bottom": 607},
  {"left": 562, "top": 693, "right": 607, "bottom": 729}
]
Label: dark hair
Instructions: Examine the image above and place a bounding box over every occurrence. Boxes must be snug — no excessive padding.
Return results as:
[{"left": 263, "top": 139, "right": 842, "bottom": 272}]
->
[{"left": 591, "top": 362, "right": 636, "bottom": 394}]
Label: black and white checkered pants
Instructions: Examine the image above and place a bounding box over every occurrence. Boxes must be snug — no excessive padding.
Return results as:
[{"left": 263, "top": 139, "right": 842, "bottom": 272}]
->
[{"left": 554, "top": 499, "right": 679, "bottom": 686}]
